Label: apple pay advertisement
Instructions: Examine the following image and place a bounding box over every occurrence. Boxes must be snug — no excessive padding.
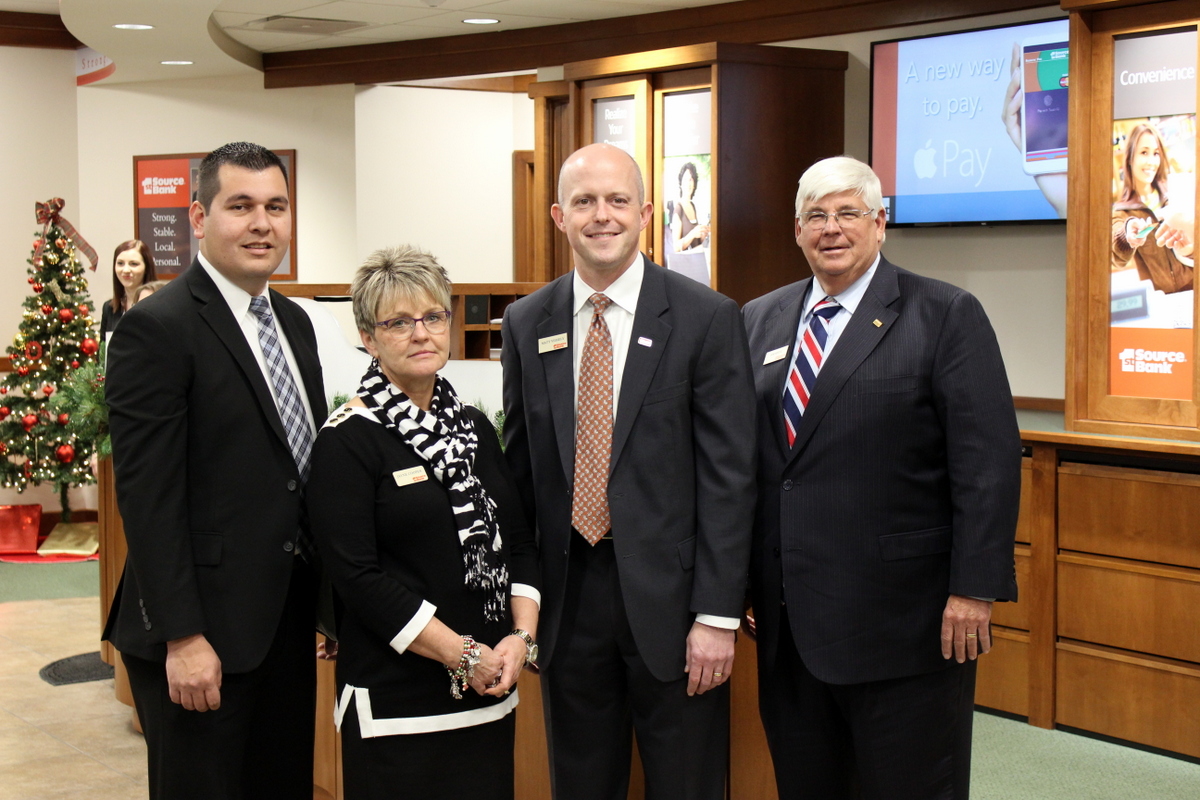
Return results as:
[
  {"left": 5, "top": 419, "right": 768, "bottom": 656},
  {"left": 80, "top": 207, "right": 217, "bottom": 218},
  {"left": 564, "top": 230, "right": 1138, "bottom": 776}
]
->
[{"left": 872, "top": 19, "right": 1069, "bottom": 224}]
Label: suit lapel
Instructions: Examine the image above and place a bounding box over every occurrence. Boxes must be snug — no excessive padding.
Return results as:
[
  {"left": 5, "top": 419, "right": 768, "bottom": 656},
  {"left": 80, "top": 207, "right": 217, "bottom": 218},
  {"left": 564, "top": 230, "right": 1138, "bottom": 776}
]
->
[
  {"left": 611, "top": 261, "right": 670, "bottom": 472},
  {"left": 787, "top": 260, "right": 901, "bottom": 465},
  {"left": 188, "top": 262, "right": 291, "bottom": 453},
  {"left": 272, "top": 292, "right": 327, "bottom": 425},
  {"left": 535, "top": 278, "right": 578, "bottom": 486},
  {"left": 761, "top": 280, "right": 810, "bottom": 460}
]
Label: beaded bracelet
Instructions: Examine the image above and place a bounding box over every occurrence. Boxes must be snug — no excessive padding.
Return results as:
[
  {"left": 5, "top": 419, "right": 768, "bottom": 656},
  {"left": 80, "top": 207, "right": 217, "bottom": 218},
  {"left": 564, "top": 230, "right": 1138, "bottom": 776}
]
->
[{"left": 447, "top": 635, "right": 482, "bottom": 700}]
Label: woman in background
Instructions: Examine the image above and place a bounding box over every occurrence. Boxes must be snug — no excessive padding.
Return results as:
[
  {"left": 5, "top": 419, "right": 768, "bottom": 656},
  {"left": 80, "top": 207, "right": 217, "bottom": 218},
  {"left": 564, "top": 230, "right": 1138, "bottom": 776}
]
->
[
  {"left": 132, "top": 279, "right": 169, "bottom": 305},
  {"left": 101, "top": 240, "right": 157, "bottom": 334},
  {"left": 308, "top": 245, "right": 538, "bottom": 800},
  {"left": 1112, "top": 122, "right": 1194, "bottom": 293}
]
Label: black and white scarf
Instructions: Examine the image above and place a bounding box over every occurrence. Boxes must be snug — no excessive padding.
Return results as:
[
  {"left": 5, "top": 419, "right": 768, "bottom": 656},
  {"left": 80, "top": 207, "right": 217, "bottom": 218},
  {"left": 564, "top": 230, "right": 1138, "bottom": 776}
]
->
[{"left": 358, "top": 361, "right": 509, "bottom": 622}]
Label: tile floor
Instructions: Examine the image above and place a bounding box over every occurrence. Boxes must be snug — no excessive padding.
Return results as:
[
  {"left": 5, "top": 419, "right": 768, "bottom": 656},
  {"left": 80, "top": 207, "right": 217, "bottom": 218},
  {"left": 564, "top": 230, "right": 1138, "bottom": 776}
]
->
[{"left": 0, "top": 597, "right": 148, "bottom": 800}]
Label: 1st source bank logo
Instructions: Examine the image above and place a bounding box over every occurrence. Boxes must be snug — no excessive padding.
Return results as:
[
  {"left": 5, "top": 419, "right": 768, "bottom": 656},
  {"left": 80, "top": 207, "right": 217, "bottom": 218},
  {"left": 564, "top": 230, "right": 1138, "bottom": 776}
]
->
[{"left": 1118, "top": 348, "right": 1187, "bottom": 373}]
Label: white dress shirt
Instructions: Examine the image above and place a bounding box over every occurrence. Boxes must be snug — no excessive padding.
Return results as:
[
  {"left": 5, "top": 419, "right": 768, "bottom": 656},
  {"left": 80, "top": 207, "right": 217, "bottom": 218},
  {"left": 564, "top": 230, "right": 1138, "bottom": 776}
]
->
[{"left": 792, "top": 254, "right": 880, "bottom": 362}]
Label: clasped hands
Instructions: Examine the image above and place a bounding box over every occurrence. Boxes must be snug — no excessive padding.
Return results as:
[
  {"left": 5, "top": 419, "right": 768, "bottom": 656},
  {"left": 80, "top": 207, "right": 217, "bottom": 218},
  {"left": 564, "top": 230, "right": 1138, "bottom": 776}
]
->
[{"left": 465, "top": 634, "right": 528, "bottom": 698}]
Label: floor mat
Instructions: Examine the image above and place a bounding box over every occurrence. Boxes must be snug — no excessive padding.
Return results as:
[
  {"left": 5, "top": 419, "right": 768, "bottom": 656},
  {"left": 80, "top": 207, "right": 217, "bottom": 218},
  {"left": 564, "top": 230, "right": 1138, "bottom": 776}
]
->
[{"left": 39, "top": 651, "right": 114, "bottom": 686}]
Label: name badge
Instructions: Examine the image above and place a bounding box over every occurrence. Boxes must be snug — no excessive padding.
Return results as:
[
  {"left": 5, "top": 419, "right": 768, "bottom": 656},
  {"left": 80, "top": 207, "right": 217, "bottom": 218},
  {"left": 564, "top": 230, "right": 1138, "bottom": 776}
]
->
[
  {"left": 393, "top": 466, "right": 428, "bottom": 486},
  {"left": 538, "top": 333, "right": 569, "bottom": 354},
  {"left": 763, "top": 346, "right": 789, "bottom": 365},
  {"left": 638, "top": 337, "right": 653, "bottom": 347}
]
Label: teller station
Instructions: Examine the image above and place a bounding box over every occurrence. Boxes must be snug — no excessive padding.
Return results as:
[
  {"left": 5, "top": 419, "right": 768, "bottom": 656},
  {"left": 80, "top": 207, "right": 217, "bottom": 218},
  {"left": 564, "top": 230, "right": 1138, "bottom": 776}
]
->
[{"left": 97, "top": 0, "right": 1200, "bottom": 798}]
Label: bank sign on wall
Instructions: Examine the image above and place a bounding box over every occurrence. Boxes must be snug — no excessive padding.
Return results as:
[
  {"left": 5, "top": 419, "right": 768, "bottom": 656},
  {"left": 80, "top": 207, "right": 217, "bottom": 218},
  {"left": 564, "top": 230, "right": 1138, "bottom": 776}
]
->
[
  {"left": 133, "top": 152, "right": 297, "bottom": 280},
  {"left": 1109, "top": 29, "right": 1197, "bottom": 400}
]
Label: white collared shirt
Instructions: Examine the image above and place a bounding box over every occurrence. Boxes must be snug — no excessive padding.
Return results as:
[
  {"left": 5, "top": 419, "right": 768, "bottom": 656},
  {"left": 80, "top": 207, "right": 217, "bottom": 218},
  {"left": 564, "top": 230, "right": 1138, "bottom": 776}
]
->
[
  {"left": 198, "top": 254, "right": 318, "bottom": 435},
  {"left": 571, "top": 254, "right": 644, "bottom": 415},
  {"left": 793, "top": 254, "right": 881, "bottom": 362}
]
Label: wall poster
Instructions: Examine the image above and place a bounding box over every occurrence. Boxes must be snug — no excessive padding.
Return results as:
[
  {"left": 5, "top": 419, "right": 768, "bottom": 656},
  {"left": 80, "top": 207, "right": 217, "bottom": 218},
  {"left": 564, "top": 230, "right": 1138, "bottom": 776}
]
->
[
  {"left": 133, "top": 150, "right": 297, "bottom": 281},
  {"left": 1109, "top": 29, "right": 1197, "bottom": 400},
  {"left": 661, "top": 89, "right": 712, "bottom": 286},
  {"left": 593, "top": 97, "right": 637, "bottom": 156}
]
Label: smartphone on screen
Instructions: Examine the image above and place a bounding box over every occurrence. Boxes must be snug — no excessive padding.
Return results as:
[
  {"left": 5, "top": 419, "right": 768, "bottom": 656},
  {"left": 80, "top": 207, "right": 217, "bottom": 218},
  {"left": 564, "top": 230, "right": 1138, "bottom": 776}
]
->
[{"left": 1021, "top": 37, "right": 1069, "bottom": 175}]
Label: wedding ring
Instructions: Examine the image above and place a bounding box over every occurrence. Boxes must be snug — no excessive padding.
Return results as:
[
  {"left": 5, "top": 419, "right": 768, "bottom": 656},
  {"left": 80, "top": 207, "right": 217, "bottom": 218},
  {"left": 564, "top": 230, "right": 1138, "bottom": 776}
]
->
[
  {"left": 966, "top": 633, "right": 978, "bottom": 639},
  {"left": 713, "top": 672, "right": 723, "bottom": 677}
]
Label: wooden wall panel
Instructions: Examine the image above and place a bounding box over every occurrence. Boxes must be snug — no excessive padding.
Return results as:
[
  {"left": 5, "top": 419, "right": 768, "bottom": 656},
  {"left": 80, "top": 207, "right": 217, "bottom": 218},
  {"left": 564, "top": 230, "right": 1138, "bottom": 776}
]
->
[
  {"left": 1015, "top": 457, "right": 1033, "bottom": 545},
  {"left": 975, "top": 628, "right": 1030, "bottom": 718},
  {"left": 1058, "top": 462, "right": 1200, "bottom": 569},
  {"left": 1057, "top": 555, "right": 1200, "bottom": 664},
  {"left": 730, "top": 632, "right": 778, "bottom": 800},
  {"left": 1057, "top": 642, "right": 1200, "bottom": 759}
]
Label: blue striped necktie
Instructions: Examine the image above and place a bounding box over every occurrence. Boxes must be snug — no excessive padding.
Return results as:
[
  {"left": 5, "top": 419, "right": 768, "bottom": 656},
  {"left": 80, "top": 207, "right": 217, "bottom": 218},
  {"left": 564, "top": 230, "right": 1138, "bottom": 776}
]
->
[
  {"left": 782, "top": 297, "right": 841, "bottom": 447},
  {"left": 249, "top": 295, "right": 314, "bottom": 559}
]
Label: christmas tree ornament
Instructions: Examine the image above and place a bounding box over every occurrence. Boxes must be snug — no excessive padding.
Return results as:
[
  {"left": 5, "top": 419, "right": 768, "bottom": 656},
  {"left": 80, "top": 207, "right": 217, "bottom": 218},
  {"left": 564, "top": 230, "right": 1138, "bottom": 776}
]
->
[
  {"left": 32, "top": 283, "right": 43, "bottom": 293},
  {"left": 0, "top": 407, "right": 9, "bottom": 420},
  {"left": 21, "top": 414, "right": 38, "bottom": 432},
  {"left": 16, "top": 366, "right": 29, "bottom": 377},
  {"left": 24, "top": 342, "right": 42, "bottom": 360},
  {"left": 58, "top": 309, "right": 74, "bottom": 323},
  {"left": 70, "top": 361, "right": 79, "bottom": 369},
  {"left": 55, "top": 444, "right": 75, "bottom": 464},
  {"left": 80, "top": 338, "right": 99, "bottom": 356},
  {"left": 78, "top": 304, "right": 89, "bottom": 316},
  {"left": 40, "top": 305, "right": 52, "bottom": 316},
  {"left": 57, "top": 413, "right": 69, "bottom": 425},
  {"left": 42, "top": 385, "right": 54, "bottom": 397}
]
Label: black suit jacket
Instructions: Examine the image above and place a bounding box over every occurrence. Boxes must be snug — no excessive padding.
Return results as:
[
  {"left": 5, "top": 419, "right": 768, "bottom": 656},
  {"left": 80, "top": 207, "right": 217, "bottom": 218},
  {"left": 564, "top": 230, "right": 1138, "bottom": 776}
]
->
[
  {"left": 103, "top": 260, "right": 326, "bottom": 674},
  {"left": 742, "top": 258, "right": 1021, "bottom": 686},
  {"left": 502, "top": 260, "right": 757, "bottom": 681}
]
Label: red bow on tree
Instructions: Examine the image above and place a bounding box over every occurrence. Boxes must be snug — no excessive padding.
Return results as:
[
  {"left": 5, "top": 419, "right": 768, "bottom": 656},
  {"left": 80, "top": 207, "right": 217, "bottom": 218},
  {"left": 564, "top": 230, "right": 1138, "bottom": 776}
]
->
[{"left": 33, "top": 198, "right": 98, "bottom": 271}]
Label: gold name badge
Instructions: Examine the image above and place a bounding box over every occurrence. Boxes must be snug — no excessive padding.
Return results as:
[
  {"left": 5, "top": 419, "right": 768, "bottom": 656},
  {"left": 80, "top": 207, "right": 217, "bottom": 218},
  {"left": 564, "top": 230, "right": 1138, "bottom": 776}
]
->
[{"left": 538, "top": 332, "right": 569, "bottom": 353}]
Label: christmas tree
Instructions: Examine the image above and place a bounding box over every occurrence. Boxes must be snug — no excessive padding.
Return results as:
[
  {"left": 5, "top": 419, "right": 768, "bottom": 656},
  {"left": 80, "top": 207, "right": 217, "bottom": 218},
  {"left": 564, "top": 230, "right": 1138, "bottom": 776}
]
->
[{"left": 0, "top": 199, "right": 101, "bottom": 521}]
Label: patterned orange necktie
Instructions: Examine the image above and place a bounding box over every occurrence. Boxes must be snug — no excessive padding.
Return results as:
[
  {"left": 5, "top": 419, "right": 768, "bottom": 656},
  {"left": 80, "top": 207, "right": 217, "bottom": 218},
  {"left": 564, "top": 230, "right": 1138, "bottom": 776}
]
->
[{"left": 572, "top": 293, "right": 613, "bottom": 545}]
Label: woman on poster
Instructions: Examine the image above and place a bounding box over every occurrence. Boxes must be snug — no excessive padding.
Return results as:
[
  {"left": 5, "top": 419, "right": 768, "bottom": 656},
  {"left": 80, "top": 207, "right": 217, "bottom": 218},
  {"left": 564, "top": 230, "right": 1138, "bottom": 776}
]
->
[
  {"left": 671, "top": 161, "right": 710, "bottom": 252},
  {"left": 1112, "top": 122, "right": 1194, "bottom": 294}
]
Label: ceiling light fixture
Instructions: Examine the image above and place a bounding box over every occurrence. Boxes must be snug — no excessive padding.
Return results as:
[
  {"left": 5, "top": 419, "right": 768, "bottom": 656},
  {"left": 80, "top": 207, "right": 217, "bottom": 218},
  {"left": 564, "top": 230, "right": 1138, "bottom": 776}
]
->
[
  {"left": 161, "top": 60, "right": 194, "bottom": 66},
  {"left": 463, "top": 18, "right": 499, "bottom": 25},
  {"left": 113, "top": 23, "right": 154, "bottom": 30}
]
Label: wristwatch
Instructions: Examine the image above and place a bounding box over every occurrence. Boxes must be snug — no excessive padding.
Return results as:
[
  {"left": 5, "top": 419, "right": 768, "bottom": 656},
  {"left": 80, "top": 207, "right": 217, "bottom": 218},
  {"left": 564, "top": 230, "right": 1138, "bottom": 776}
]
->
[{"left": 510, "top": 629, "right": 538, "bottom": 667}]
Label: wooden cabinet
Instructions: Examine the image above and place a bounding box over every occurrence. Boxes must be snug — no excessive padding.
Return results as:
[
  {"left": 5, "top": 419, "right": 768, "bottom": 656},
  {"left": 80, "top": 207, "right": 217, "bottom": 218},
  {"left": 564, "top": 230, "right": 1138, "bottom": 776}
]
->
[
  {"left": 530, "top": 42, "right": 847, "bottom": 306},
  {"left": 448, "top": 282, "right": 543, "bottom": 360}
]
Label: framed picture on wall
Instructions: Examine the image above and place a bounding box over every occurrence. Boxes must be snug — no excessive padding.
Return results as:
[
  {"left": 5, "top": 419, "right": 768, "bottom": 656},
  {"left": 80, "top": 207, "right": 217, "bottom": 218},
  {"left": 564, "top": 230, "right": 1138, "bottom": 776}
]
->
[{"left": 132, "top": 149, "right": 297, "bottom": 281}]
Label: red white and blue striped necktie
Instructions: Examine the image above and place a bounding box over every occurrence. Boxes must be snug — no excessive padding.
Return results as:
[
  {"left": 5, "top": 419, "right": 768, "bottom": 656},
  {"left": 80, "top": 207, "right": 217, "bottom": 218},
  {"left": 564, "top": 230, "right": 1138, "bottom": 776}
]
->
[{"left": 782, "top": 296, "right": 841, "bottom": 447}]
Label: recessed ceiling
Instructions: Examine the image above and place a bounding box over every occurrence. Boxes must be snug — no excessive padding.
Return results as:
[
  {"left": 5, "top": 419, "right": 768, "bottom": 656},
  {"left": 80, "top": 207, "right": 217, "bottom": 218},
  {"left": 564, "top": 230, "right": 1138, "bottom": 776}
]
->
[{"left": 9, "top": 0, "right": 740, "bottom": 85}]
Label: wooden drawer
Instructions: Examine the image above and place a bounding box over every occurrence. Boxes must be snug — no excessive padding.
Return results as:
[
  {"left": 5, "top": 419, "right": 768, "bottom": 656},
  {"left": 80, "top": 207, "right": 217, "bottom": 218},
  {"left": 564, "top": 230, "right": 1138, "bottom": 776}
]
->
[
  {"left": 1015, "top": 456, "right": 1032, "bottom": 545},
  {"left": 975, "top": 626, "right": 1029, "bottom": 717},
  {"left": 1057, "top": 641, "right": 1200, "bottom": 759},
  {"left": 990, "top": 546, "right": 1030, "bottom": 631},
  {"left": 1058, "top": 554, "right": 1200, "bottom": 664},
  {"left": 1058, "top": 462, "right": 1200, "bottom": 569}
]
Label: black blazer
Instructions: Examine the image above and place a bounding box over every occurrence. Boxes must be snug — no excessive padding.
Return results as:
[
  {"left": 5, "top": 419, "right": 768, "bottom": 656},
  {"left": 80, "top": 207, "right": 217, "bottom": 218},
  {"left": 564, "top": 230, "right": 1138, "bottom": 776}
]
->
[
  {"left": 501, "top": 260, "right": 757, "bottom": 681},
  {"left": 103, "top": 259, "right": 326, "bottom": 673},
  {"left": 742, "top": 258, "right": 1021, "bottom": 686}
]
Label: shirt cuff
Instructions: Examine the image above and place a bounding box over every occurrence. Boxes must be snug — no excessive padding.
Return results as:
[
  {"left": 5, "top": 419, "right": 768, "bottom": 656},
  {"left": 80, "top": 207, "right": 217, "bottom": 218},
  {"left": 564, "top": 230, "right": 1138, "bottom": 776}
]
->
[
  {"left": 388, "top": 600, "right": 436, "bottom": 654},
  {"left": 512, "top": 583, "right": 541, "bottom": 609},
  {"left": 694, "top": 614, "right": 740, "bottom": 630}
]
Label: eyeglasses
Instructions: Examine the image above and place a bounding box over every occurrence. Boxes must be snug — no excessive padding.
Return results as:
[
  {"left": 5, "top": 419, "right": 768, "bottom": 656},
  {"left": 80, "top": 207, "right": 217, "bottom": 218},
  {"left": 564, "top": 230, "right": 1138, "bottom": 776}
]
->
[
  {"left": 374, "top": 311, "right": 452, "bottom": 338},
  {"left": 799, "top": 208, "right": 876, "bottom": 231}
]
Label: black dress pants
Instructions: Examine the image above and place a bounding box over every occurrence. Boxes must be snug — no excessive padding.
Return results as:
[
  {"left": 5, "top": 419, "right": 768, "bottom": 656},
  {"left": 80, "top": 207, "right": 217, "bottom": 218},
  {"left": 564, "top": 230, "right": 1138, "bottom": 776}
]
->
[
  {"left": 122, "top": 558, "right": 317, "bottom": 800},
  {"left": 541, "top": 534, "right": 729, "bottom": 800},
  {"left": 758, "top": 606, "right": 977, "bottom": 800}
]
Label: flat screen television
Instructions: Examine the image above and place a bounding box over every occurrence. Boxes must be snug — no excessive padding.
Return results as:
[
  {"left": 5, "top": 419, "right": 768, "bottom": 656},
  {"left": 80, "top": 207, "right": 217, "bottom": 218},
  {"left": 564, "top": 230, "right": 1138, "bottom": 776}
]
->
[{"left": 871, "top": 18, "right": 1070, "bottom": 226}]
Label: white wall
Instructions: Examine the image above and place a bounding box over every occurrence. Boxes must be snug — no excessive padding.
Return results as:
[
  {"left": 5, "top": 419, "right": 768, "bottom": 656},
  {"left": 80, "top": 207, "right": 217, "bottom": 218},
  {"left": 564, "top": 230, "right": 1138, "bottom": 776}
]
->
[
  {"left": 75, "top": 72, "right": 358, "bottom": 302},
  {"left": 354, "top": 85, "right": 535, "bottom": 284},
  {"left": 777, "top": 6, "right": 1067, "bottom": 398}
]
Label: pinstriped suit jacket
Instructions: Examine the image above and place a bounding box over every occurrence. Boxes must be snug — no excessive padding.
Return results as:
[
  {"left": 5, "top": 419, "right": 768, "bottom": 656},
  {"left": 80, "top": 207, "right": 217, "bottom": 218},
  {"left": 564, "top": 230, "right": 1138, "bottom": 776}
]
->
[{"left": 743, "top": 257, "right": 1021, "bottom": 685}]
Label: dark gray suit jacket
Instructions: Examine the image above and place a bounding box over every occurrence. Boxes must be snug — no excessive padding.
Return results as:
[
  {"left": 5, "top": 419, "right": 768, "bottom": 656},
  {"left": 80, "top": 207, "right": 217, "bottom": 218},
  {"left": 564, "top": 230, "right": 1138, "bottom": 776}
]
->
[
  {"left": 103, "top": 260, "right": 326, "bottom": 673},
  {"left": 502, "top": 260, "right": 756, "bottom": 681},
  {"left": 743, "top": 257, "right": 1021, "bottom": 685}
]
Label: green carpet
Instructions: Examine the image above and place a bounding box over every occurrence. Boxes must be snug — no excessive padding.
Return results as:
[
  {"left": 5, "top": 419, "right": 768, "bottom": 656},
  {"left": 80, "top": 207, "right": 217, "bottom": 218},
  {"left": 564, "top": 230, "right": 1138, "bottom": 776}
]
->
[{"left": 0, "top": 560, "right": 99, "bottom": 603}]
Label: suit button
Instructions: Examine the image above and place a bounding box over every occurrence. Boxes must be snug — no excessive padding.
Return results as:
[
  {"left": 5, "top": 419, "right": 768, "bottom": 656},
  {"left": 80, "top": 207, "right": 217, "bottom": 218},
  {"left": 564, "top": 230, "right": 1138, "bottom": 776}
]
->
[
  {"left": 138, "top": 599, "right": 145, "bottom": 608},
  {"left": 782, "top": 479, "right": 793, "bottom": 491},
  {"left": 287, "top": 480, "right": 298, "bottom": 492},
  {"left": 283, "top": 541, "right": 295, "bottom": 553},
  {"left": 144, "top": 621, "right": 152, "bottom": 631}
]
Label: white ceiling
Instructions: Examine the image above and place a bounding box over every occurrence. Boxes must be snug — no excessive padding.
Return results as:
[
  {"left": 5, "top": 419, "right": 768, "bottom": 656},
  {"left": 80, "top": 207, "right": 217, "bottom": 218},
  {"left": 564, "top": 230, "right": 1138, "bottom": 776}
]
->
[{"left": 7, "top": 0, "right": 739, "bottom": 84}]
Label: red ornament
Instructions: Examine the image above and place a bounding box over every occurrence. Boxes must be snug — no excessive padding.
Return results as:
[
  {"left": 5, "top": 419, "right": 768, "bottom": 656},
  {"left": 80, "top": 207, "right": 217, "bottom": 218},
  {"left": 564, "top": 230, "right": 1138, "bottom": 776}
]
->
[
  {"left": 0, "top": 386, "right": 6, "bottom": 393},
  {"left": 70, "top": 360, "right": 79, "bottom": 369},
  {"left": 25, "top": 341, "right": 42, "bottom": 361},
  {"left": 26, "top": 276, "right": 34, "bottom": 285},
  {"left": 78, "top": 304, "right": 89, "bottom": 317},
  {"left": 33, "top": 283, "right": 43, "bottom": 293},
  {"left": 55, "top": 237, "right": 67, "bottom": 249},
  {"left": 42, "top": 385, "right": 54, "bottom": 397},
  {"left": 58, "top": 309, "right": 74, "bottom": 323},
  {"left": 55, "top": 444, "right": 75, "bottom": 464},
  {"left": 32, "top": 237, "right": 42, "bottom": 249},
  {"left": 21, "top": 414, "right": 38, "bottom": 432},
  {"left": 16, "top": 366, "right": 29, "bottom": 377},
  {"left": 0, "top": 443, "right": 6, "bottom": 454},
  {"left": 57, "top": 413, "right": 69, "bottom": 425},
  {"left": 0, "top": 407, "right": 9, "bottom": 420},
  {"left": 80, "top": 338, "right": 99, "bottom": 356},
  {"left": 22, "top": 462, "right": 30, "bottom": 478},
  {"left": 41, "top": 305, "right": 52, "bottom": 316}
]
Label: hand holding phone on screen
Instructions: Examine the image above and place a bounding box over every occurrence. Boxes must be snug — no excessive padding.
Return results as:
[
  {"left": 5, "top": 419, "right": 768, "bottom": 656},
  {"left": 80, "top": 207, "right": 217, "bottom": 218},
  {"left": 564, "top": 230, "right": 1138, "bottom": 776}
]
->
[{"left": 1020, "top": 36, "right": 1070, "bottom": 176}]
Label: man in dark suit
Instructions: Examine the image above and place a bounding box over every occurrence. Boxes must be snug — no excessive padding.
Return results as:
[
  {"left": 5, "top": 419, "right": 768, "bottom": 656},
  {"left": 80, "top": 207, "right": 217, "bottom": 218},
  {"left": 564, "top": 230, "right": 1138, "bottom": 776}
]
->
[
  {"left": 502, "top": 143, "right": 756, "bottom": 800},
  {"left": 104, "top": 142, "right": 325, "bottom": 799},
  {"left": 742, "top": 156, "right": 1021, "bottom": 800}
]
